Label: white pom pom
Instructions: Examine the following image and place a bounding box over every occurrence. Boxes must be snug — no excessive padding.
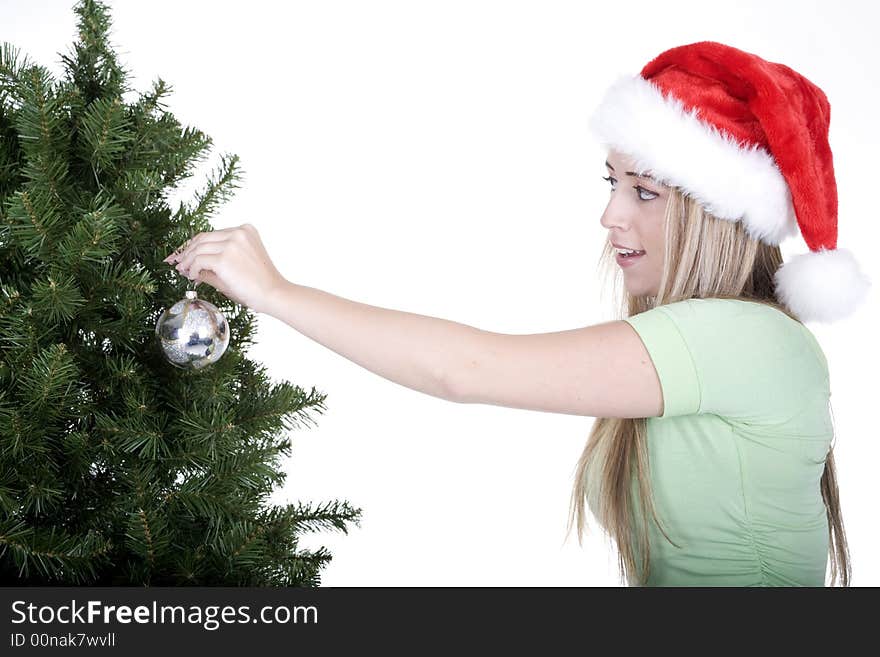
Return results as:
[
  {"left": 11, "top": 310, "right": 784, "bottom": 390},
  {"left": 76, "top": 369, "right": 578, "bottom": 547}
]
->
[{"left": 774, "top": 247, "right": 872, "bottom": 323}]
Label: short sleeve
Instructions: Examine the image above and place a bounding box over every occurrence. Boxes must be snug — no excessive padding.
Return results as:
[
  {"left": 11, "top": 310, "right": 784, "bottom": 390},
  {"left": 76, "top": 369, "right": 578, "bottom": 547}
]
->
[
  {"left": 623, "top": 305, "right": 700, "bottom": 419},
  {"left": 623, "top": 298, "right": 826, "bottom": 422}
]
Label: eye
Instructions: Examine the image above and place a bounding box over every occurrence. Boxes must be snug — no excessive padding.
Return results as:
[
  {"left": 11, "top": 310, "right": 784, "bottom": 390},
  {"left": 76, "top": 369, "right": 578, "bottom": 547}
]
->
[
  {"left": 602, "top": 175, "right": 658, "bottom": 202},
  {"left": 634, "top": 185, "right": 659, "bottom": 201}
]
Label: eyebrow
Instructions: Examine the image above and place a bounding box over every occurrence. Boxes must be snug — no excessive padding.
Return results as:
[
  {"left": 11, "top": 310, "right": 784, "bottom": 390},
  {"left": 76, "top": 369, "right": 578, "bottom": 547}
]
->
[{"left": 605, "top": 160, "right": 657, "bottom": 181}]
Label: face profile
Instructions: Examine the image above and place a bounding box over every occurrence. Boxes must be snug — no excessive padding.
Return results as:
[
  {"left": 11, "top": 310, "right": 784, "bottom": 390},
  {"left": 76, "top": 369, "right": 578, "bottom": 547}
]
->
[{"left": 599, "top": 149, "right": 669, "bottom": 298}]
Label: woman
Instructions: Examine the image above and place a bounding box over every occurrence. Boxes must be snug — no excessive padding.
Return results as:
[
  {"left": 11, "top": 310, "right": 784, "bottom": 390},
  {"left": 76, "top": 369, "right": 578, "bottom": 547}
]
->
[{"left": 164, "top": 41, "right": 870, "bottom": 586}]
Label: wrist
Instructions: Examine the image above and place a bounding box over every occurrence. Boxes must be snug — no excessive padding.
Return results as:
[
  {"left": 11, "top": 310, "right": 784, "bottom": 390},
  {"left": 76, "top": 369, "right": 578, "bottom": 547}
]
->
[{"left": 261, "top": 276, "right": 294, "bottom": 318}]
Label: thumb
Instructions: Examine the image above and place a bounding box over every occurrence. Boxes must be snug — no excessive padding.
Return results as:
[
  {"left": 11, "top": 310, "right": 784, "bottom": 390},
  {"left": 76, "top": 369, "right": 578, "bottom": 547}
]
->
[{"left": 194, "top": 268, "right": 224, "bottom": 293}]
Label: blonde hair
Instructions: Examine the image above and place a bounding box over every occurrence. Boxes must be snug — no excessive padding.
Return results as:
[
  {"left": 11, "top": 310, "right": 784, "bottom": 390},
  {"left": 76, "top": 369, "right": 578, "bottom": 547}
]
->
[{"left": 565, "top": 185, "right": 851, "bottom": 586}]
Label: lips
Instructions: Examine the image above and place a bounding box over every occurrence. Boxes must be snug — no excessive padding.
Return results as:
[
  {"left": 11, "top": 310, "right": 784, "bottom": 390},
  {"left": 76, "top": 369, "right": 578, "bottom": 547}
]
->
[
  {"left": 612, "top": 242, "right": 645, "bottom": 253},
  {"left": 616, "top": 250, "right": 645, "bottom": 267}
]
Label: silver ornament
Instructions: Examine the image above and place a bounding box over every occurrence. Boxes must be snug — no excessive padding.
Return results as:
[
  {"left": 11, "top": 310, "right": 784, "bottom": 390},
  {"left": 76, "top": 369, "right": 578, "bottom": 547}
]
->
[{"left": 155, "top": 289, "right": 230, "bottom": 370}]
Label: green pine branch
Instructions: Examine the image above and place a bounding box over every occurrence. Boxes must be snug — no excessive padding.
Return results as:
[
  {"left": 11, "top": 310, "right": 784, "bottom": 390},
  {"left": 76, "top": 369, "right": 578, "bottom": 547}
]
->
[{"left": 0, "top": 0, "right": 362, "bottom": 587}]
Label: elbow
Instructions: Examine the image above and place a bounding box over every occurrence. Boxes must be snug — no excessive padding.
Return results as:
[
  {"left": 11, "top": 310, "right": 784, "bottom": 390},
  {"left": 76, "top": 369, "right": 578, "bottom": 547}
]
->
[
  {"left": 439, "top": 326, "right": 495, "bottom": 404},
  {"left": 437, "top": 367, "right": 466, "bottom": 403},
  {"left": 437, "top": 323, "right": 487, "bottom": 404}
]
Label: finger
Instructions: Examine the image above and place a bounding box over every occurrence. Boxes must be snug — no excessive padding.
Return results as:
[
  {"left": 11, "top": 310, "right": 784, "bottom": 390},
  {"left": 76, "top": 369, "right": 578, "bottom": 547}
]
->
[
  {"left": 164, "top": 243, "right": 191, "bottom": 264},
  {"left": 187, "top": 253, "right": 224, "bottom": 283},
  {"left": 193, "top": 268, "right": 224, "bottom": 292},
  {"left": 165, "top": 229, "right": 233, "bottom": 262},
  {"left": 167, "top": 233, "right": 217, "bottom": 260},
  {"left": 176, "top": 224, "right": 253, "bottom": 262},
  {"left": 163, "top": 242, "right": 187, "bottom": 263},
  {"left": 175, "top": 243, "right": 226, "bottom": 274}
]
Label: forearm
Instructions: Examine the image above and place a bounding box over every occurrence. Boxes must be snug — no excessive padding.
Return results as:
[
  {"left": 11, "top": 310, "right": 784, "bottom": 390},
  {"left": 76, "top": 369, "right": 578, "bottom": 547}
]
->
[{"left": 263, "top": 280, "right": 474, "bottom": 401}]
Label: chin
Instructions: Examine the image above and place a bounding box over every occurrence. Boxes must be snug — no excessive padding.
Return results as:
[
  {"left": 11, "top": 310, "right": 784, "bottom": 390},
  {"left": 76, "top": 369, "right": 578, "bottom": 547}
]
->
[
  {"left": 623, "top": 280, "right": 650, "bottom": 296},
  {"left": 624, "top": 280, "right": 660, "bottom": 299}
]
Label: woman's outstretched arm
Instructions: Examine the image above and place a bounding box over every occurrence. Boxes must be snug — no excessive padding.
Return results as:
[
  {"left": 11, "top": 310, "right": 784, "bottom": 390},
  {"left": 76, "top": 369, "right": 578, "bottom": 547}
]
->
[
  {"left": 263, "top": 280, "right": 473, "bottom": 402},
  {"left": 167, "top": 223, "right": 665, "bottom": 418},
  {"left": 263, "top": 281, "right": 666, "bottom": 419}
]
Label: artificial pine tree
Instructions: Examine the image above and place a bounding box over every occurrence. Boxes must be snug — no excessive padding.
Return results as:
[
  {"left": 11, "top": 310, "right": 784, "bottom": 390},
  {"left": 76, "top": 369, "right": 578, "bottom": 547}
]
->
[{"left": 0, "top": 0, "right": 361, "bottom": 585}]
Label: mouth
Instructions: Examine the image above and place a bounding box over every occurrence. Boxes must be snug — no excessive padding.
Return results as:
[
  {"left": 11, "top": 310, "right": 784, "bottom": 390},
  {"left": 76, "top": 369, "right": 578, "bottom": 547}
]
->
[
  {"left": 615, "top": 249, "right": 646, "bottom": 266},
  {"left": 615, "top": 248, "right": 646, "bottom": 258}
]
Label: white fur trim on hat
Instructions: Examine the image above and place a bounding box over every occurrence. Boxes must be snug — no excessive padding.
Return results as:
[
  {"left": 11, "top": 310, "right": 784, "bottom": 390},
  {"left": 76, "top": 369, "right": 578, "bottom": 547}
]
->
[
  {"left": 774, "top": 247, "right": 872, "bottom": 323},
  {"left": 588, "top": 74, "right": 800, "bottom": 245}
]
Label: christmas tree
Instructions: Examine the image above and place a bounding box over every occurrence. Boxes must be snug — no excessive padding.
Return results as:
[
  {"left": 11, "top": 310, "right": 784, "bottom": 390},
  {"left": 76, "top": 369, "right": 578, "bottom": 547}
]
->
[{"left": 0, "top": 0, "right": 361, "bottom": 585}]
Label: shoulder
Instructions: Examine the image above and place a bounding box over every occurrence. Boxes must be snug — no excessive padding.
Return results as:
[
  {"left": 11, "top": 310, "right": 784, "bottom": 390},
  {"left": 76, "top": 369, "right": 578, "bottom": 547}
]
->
[
  {"left": 630, "top": 296, "right": 824, "bottom": 367},
  {"left": 647, "top": 296, "right": 790, "bottom": 320},
  {"left": 630, "top": 297, "right": 806, "bottom": 341},
  {"left": 623, "top": 296, "right": 829, "bottom": 421}
]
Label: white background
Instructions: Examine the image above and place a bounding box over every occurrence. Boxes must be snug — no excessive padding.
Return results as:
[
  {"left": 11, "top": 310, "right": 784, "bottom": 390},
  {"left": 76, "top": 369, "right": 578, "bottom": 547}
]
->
[{"left": 3, "top": 0, "right": 877, "bottom": 586}]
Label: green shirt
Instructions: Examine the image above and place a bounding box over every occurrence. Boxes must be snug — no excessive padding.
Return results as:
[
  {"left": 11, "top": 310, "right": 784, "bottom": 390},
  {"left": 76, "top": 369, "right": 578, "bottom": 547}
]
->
[{"left": 622, "top": 298, "right": 832, "bottom": 586}]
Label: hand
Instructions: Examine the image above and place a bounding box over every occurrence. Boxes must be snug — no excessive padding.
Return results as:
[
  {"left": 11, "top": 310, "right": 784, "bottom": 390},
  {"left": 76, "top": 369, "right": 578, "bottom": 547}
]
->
[{"left": 163, "top": 223, "right": 287, "bottom": 314}]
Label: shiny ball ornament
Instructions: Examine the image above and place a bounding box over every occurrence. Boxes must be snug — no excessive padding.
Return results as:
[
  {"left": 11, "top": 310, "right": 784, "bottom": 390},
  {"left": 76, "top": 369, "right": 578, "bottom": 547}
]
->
[{"left": 155, "top": 290, "right": 230, "bottom": 369}]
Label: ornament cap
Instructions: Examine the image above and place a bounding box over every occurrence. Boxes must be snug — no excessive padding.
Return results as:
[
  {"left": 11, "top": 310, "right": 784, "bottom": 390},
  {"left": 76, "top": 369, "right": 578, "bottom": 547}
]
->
[{"left": 185, "top": 290, "right": 198, "bottom": 300}]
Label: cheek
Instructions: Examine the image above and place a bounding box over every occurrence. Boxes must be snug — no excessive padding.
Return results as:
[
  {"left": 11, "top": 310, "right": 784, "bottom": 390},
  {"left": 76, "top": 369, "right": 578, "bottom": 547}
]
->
[{"left": 646, "top": 208, "right": 666, "bottom": 251}]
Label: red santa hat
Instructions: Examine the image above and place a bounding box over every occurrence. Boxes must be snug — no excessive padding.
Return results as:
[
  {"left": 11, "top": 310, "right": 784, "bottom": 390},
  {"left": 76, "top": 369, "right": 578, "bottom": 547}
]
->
[{"left": 588, "top": 40, "right": 871, "bottom": 324}]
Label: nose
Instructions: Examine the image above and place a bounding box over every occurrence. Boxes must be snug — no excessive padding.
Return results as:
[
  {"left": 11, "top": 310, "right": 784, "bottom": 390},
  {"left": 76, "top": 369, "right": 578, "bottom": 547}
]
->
[{"left": 599, "top": 193, "right": 631, "bottom": 231}]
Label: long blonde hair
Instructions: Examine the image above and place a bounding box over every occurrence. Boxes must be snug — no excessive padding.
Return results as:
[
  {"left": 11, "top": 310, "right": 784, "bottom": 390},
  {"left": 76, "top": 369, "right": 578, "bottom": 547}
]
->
[{"left": 565, "top": 185, "right": 851, "bottom": 586}]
